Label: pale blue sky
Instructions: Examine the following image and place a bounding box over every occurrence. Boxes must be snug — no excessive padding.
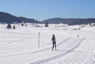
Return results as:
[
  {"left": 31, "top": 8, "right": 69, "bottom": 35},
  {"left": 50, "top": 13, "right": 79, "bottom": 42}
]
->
[{"left": 0, "top": 0, "right": 95, "bottom": 21}]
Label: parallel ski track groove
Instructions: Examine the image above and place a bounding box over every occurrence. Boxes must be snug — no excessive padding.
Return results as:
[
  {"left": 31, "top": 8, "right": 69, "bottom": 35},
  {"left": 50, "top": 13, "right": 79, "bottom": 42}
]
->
[
  {"left": 31, "top": 38, "right": 85, "bottom": 64},
  {"left": 0, "top": 38, "right": 70, "bottom": 57}
]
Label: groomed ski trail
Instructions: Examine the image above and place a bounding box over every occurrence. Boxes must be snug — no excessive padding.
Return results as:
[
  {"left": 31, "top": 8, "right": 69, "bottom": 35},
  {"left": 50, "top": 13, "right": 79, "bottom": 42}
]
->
[
  {"left": 0, "top": 37, "right": 70, "bottom": 57},
  {"left": 31, "top": 37, "right": 85, "bottom": 64},
  {"left": 0, "top": 37, "right": 85, "bottom": 64}
]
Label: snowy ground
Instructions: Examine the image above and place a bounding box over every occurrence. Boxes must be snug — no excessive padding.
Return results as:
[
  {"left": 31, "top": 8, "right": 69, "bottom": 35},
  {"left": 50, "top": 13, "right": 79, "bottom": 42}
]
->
[{"left": 0, "top": 23, "right": 95, "bottom": 64}]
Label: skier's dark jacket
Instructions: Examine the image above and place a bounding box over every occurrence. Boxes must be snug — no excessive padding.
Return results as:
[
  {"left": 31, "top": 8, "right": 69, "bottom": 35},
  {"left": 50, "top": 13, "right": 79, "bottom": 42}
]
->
[{"left": 52, "top": 36, "right": 56, "bottom": 42}]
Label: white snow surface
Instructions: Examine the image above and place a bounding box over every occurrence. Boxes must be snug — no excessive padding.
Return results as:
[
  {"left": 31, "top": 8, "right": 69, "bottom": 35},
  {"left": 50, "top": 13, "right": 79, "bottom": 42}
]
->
[{"left": 0, "top": 24, "right": 95, "bottom": 64}]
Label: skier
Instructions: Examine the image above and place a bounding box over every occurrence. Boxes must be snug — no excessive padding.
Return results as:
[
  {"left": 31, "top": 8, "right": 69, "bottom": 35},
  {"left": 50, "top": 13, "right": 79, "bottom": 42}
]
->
[{"left": 51, "top": 34, "right": 56, "bottom": 51}]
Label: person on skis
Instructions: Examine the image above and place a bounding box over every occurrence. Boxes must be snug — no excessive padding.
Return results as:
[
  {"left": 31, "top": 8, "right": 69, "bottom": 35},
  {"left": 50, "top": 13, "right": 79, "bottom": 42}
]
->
[{"left": 51, "top": 34, "right": 56, "bottom": 51}]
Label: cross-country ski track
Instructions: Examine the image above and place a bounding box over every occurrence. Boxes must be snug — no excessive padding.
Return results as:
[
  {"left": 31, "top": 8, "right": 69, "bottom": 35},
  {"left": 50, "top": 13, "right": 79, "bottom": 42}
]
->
[
  {"left": 0, "top": 37, "right": 85, "bottom": 64},
  {"left": 31, "top": 37, "right": 85, "bottom": 64}
]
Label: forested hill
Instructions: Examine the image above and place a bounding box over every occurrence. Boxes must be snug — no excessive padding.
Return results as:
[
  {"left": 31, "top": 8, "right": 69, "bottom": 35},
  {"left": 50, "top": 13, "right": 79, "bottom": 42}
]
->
[
  {"left": 0, "top": 12, "right": 95, "bottom": 25},
  {"left": 42, "top": 18, "right": 95, "bottom": 25},
  {"left": 0, "top": 12, "right": 39, "bottom": 23}
]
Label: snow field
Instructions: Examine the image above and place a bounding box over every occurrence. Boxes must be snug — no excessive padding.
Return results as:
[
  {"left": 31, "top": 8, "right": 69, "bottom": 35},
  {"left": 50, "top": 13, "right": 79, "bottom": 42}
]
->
[
  {"left": 0, "top": 24, "right": 68, "bottom": 57},
  {"left": 0, "top": 24, "right": 95, "bottom": 64}
]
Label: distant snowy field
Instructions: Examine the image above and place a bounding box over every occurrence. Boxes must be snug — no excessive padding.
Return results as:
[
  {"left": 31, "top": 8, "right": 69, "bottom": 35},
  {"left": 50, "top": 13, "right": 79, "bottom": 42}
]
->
[
  {"left": 0, "top": 23, "right": 95, "bottom": 64},
  {"left": 0, "top": 24, "right": 68, "bottom": 56}
]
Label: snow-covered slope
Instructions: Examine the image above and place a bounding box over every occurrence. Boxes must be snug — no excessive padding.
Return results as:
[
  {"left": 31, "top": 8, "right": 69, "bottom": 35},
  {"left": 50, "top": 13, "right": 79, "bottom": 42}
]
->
[
  {"left": 0, "top": 24, "right": 95, "bottom": 64},
  {"left": 47, "top": 25, "right": 95, "bottom": 64}
]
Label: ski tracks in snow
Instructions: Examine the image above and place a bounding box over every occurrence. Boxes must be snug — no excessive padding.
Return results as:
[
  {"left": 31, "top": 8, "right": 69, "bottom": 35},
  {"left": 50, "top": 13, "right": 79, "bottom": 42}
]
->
[{"left": 31, "top": 37, "right": 85, "bottom": 64}]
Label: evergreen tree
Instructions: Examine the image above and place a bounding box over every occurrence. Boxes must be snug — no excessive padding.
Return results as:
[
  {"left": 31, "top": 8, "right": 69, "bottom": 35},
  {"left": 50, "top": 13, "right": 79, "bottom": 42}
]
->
[
  {"left": 13, "top": 25, "right": 16, "bottom": 29},
  {"left": 25, "top": 23, "right": 27, "bottom": 26},
  {"left": 21, "top": 23, "right": 24, "bottom": 26},
  {"left": 7, "top": 24, "right": 12, "bottom": 29},
  {"left": 45, "top": 22, "right": 49, "bottom": 27}
]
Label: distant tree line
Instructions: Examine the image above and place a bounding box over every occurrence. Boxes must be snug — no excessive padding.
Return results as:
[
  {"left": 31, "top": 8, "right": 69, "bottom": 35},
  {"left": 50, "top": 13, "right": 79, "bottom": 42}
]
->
[
  {"left": 0, "top": 12, "right": 39, "bottom": 24},
  {"left": 7, "top": 24, "right": 16, "bottom": 29}
]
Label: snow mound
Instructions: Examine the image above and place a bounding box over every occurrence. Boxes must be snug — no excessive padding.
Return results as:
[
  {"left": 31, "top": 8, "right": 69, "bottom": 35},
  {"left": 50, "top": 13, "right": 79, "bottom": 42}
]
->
[{"left": 32, "top": 24, "right": 41, "bottom": 27}]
